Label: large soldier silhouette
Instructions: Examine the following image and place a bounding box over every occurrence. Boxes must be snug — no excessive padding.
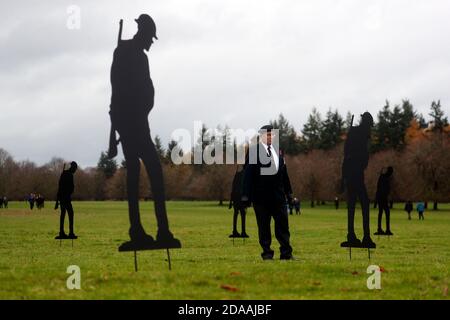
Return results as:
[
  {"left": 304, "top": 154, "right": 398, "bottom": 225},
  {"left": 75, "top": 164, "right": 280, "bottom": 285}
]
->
[
  {"left": 340, "top": 112, "right": 376, "bottom": 248},
  {"left": 374, "top": 166, "right": 394, "bottom": 235},
  {"left": 109, "top": 14, "right": 180, "bottom": 250}
]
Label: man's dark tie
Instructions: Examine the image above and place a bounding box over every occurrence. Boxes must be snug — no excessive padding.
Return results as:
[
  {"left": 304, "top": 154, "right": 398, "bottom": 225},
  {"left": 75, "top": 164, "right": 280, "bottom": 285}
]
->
[{"left": 267, "top": 144, "right": 272, "bottom": 157}]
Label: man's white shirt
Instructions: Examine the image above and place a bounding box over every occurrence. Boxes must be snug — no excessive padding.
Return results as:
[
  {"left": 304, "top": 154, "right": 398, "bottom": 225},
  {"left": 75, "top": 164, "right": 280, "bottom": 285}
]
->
[{"left": 260, "top": 142, "right": 279, "bottom": 171}]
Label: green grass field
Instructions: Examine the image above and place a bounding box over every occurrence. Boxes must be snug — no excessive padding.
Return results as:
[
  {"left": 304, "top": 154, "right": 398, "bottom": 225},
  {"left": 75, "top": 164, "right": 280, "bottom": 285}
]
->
[{"left": 0, "top": 201, "right": 449, "bottom": 299}]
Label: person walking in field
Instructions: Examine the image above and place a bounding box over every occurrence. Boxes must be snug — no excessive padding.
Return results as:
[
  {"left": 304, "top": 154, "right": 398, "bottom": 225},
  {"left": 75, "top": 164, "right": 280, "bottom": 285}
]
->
[
  {"left": 334, "top": 196, "right": 339, "bottom": 210},
  {"left": 28, "top": 193, "right": 35, "bottom": 210},
  {"left": 293, "top": 197, "right": 301, "bottom": 215},
  {"left": 416, "top": 201, "right": 425, "bottom": 220},
  {"left": 404, "top": 200, "right": 413, "bottom": 220}
]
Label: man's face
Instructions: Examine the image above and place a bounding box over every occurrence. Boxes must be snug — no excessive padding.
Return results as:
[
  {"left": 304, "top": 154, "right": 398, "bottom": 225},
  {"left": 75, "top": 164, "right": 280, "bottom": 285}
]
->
[{"left": 261, "top": 131, "right": 273, "bottom": 145}]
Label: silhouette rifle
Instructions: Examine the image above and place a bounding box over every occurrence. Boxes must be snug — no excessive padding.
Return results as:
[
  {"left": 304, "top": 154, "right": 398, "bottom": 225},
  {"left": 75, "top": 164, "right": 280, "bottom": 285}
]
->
[
  {"left": 107, "top": 19, "right": 123, "bottom": 159},
  {"left": 339, "top": 115, "right": 354, "bottom": 193}
]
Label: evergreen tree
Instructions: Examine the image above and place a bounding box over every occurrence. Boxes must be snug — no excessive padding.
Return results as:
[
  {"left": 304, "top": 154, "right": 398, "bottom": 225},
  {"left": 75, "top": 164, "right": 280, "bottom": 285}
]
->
[
  {"left": 373, "top": 101, "right": 392, "bottom": 151},
  {"left": 401, "top": 100, "right": 416, "bottom": 127},
  {"left": 97, "top": 151, "right": 117, "bottom": 179},
  {"left": 270, "top": 113, "right": 302, "bottom": 154},
  {"left": 167, "top": 139, "right": 183, "bottom": 160},
  {"left": 154, "top": 135, "right": 165, "bottom": 160},
  {"left": 389, "top": 104, "right": 404, "bottom": 149},
  {"left": 301, "top": 108, "right": 322, "bottom": 151},
  {"left": 320, "top": 108, "right": 345, "bottom": 149},
  {"left": 429, "top": 100, "right": 448, "bottom": 131},
  {"left": 193, "top": 123, "right": 211, "bottom": 169}
]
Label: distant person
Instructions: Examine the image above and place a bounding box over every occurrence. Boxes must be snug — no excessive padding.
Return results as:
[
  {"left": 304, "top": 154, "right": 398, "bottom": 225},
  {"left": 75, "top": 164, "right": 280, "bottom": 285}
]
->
[
  {"left": 334, "top": 196, "right": 339, "bottom": 210},
  {"left": 228, "top": 166, "right": 248, "bottom": 238},
  {"left": 242, "top": 125, "right": 295, "bottom": 260},
  {"left": 36, "top": 194, "right": 45, "bottom": 209},
  {"left": 0, "top": 197, "right": 3, "bottom": 208},
  {"left": 109, "top": 14, "right": 180, "bottom": 249},
  {"left": 340, "top": 112, "right": 376, "bottom": 248},
  {"left": 28, "top": 193, "right": 35, "bottom": 210},
  {"left": 416, "top": 202, "right": 425, "bottom": 220},
  {"left": 3, "top": 197, "right": 7, "bottom": 209},
  {"left": 293, "top": 197, "right": 301, "bottom": 215},
  {"left": 374, "top": 166, "right": 394, "bottom": 236},
  {"left": 404, "top": 201, "right": 413, "bottom": 220},
  {"left": 55, "top": 161, "right": 78, "bottom": 239},
  {"left": 288, "top": 200, "right": 294, "bottom": 215}
]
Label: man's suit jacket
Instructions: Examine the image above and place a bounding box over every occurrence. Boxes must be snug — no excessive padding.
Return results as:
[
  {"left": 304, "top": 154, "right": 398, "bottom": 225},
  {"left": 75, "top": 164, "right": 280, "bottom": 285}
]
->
[{"left": 242, "top": 142, "right": 293, "bottom": 206}]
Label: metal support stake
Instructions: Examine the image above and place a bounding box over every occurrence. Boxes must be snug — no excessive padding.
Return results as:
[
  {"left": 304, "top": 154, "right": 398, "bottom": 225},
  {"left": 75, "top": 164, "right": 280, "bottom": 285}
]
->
[{"left": 166, "top": 249, "right": 172, "bottom": 271}]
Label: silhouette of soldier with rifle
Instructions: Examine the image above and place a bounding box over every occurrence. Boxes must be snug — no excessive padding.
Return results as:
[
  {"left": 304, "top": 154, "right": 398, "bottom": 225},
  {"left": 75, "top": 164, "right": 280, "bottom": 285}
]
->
[
  {"left": 340, "top": 112, "right": 376, "bottom": 249},
  {"left": 55, "top": 161, "right": 78, "bottom": 239},
  {"left": 374, "top": 166, "right": 394, "bottom": 235},
  {"left": 228, "top": 166, "right": 248, "bottom": 238},
  {"left": 108, "top": 14, "right": 180, "bottom": 250}
]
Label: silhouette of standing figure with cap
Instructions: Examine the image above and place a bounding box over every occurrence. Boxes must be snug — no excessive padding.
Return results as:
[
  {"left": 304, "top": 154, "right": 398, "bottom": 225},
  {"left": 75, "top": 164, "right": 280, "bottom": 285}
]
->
[
  {"left": 340, "top": 112, "right": 376, "bottom": 248},
  {"left": 374, "top": 166, "right": 394, "bottom": 236},
  {"left": 109, "top": 14, "right": 180, "bottom": 250},
  {"left": 55, "top": 161, "right": 78, "bottom": 239},
  {"left": 228, "top": 165, "right": 249, "bottom": 238}
]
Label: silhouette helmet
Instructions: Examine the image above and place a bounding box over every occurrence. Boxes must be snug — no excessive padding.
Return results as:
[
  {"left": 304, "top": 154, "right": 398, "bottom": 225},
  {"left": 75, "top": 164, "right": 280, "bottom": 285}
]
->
[
  {"left": 70, "top": 161, "right": 78, "bottom": 171},
  {"left": 360, "top": 112, "right": 374, "bottom": 127},
  {"left": 135, "top": 14, "right": 158, "bottom": 39}
]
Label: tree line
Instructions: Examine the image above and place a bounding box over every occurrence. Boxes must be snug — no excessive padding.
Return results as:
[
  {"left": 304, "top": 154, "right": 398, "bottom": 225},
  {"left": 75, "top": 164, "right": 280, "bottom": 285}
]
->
[{"left": 0, "top": 99, "right": 448, "bottom": 208}]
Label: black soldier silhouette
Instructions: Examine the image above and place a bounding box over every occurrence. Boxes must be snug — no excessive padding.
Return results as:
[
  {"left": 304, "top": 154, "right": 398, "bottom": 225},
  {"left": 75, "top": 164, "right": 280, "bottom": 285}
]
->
[
  {"left": 228, "top": 166, "right": 248, "bottom": 238},
  {"left": 108, "top": 14, "right": 180, "bottom": 251},
  {"left": 55, "top": 161, "right": 78, "bottom": 239},
  {"left": 374, "top": 166, "right": 394, "bottom": 236},
  {"left": 340, "top": 112, "right": 376, "bottom": 249}
]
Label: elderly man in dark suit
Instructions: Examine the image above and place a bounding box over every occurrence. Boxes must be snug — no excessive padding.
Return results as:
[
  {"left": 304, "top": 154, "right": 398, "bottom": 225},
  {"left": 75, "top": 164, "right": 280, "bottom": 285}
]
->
[{"left": 242, "top": 125, "right": 295, "bottom": 260}]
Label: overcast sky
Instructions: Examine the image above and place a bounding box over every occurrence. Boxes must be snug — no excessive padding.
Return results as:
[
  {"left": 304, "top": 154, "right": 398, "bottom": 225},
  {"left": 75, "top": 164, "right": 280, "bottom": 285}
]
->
[{"left": 1, "top": 0, "right": 449, "bottom": 167}]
